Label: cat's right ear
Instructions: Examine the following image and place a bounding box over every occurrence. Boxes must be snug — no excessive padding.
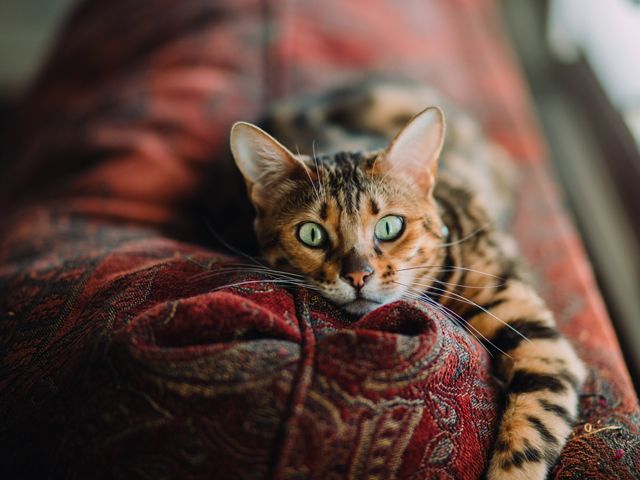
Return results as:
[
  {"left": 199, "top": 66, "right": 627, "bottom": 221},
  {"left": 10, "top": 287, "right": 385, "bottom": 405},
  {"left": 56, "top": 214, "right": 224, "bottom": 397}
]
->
[
  {"left": 230, "top": 122, "right": 309, "bottom": 206},
  {"left": 377, "top": 106, "right": 446, "bottom": 194}
]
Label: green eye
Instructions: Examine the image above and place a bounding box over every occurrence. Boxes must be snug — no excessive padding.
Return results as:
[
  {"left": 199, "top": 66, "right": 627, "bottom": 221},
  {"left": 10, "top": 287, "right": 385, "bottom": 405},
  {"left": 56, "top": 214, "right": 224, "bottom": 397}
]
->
[
  {"left": 375, "top": 215, "right": 404, "bottom": 241},
  {"left": 297, "top": 222, "right": 327, "bottom": 248}
]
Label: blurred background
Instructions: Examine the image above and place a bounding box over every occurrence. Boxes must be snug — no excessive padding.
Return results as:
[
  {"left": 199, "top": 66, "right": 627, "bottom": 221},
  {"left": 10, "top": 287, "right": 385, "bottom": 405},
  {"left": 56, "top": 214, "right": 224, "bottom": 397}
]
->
[
  {"left": 0, "top": 0, "right": 74, "bottom": 138},
  {"left": 1, "top": 0, "right": 638, "bottom": 389},
  {"left": 501, "top": 0, "right": 640, "bottom": 391}
]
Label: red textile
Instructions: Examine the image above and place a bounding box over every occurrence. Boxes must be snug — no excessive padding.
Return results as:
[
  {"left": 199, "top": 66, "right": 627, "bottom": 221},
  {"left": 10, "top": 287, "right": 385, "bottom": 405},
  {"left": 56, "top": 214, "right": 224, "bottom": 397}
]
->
[{"left": 1, "top": 0, "right": 638, "bottom": 478}]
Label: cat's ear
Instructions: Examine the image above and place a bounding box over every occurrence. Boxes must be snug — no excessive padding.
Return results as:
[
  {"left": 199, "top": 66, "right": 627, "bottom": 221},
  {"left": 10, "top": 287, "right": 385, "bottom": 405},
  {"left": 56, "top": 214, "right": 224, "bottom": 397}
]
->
[
  {"left": 379, "top": 106, "right": 446, "bottom": 193},
  {"left": 230, "top": 122, "right": 309, "bottom": 205}
]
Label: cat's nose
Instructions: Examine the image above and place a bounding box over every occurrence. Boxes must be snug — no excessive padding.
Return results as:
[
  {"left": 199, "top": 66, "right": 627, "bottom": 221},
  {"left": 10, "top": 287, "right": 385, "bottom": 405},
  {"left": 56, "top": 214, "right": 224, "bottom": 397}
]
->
[
  {"left": 340, "top": 249, "right": 374, "bottom": 289},
  {"left": 342, "top": 270, "right": 373, "bottom": 289}
]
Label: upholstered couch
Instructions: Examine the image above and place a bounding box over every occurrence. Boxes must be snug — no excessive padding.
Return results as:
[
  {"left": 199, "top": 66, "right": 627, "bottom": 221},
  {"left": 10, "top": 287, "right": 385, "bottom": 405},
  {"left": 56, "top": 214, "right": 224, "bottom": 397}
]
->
[{"left": 1, "top": 0, "right": 638, "bottom": 478}]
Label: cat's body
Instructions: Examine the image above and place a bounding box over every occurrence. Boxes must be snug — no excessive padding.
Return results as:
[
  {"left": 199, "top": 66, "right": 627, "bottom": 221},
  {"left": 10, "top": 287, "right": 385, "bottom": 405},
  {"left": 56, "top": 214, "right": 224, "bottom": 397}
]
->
[{"left": 230, "top": 80, "right": 585, "bottom": 480}]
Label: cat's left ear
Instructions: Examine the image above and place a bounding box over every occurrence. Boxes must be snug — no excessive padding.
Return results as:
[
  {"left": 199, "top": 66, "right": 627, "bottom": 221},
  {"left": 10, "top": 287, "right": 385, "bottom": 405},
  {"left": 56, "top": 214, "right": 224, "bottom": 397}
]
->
[
  {"left": 230, "top": 122, "right": 311, "bottom": 207},
  {"left": 379, "top": 106, "right": 446, "bottom": 193}
]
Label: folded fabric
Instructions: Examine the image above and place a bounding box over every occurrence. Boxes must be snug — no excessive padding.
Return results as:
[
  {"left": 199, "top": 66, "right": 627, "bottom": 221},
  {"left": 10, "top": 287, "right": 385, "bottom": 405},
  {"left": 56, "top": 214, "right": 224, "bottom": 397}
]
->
[
  {"left": 1, "top": 216, "right": 497, "bottom": 478},
  {"left": 1, "top": 0, "right": 638, "bottom": 478}
]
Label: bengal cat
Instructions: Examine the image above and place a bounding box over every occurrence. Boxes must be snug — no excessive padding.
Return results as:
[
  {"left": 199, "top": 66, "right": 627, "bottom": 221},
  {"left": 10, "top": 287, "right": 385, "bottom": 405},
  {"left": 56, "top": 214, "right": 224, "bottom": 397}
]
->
[{"left": 228, "top": 80, "right": 585, "bottom": 480}]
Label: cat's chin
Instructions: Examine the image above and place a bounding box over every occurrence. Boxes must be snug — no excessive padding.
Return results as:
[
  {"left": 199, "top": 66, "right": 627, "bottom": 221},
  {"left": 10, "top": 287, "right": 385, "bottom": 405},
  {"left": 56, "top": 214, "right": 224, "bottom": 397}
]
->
[{"left": 341, "top": 298, "right": 383, "bottom": 316}]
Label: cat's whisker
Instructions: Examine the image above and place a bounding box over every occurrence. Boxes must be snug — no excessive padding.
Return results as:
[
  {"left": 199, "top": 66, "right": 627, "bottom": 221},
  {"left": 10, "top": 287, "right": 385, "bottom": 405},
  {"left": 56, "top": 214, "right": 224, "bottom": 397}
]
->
[
  {"left": 211, "top": 278, "right": 322, "bottom": 293},
  {"left": 192, "top": 266, "right": 306, "bottom": 283},
  {"left": 311, "top": 140, "right": 328, "bottom": 202},
  {"left": 397, "top": 264, "right": 505, "bottom": 280},
  {"left": 437, "top": 223, "right": 491, "bottom": 247},
  {"left": 212, "top": 263, "right": 306, "bottom": 278},
  {"left": 196, "top": 268, "right": 301, "bottom": 281},
  {"left": 192, "top": 269, "right": 304, "bottom": 283},
  {"left": 401, "top": 292, "right": 505, "bottom": 357},
  {"left": 296, "top": 145, "right": 323, "bottom": 205},
  {"left": 399, "top": 292, "right": 495, "bottom": 358},
  {"left": 397, "top": 282, "right": 507, "bottom": 357},
  {"left": 415, "top": 283, "right": 529, "bottom": 343},
  {"left": 411, "top": 275, "right": 507, "bottom": 290},
  {"left": 203, "top": 220, "right": 266, "bottom": 268}
]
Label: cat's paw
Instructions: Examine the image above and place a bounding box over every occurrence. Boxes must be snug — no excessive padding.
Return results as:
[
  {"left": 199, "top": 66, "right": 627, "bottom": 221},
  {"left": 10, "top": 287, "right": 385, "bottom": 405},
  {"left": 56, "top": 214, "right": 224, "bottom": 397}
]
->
[
  {"left": 487, "top": 449, "right": 550, "bottom": 480},
  {"left": 485, "top": 389, "right": 576, "bottom": 480}
]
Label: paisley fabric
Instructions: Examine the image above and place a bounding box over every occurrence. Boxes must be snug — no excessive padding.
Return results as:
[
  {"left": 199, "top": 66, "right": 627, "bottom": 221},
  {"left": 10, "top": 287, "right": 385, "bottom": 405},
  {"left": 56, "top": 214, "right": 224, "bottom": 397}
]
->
[
  {"left": 0, "top": 214, "right": 497, "bottom": 479},
  {"left": 0, "top": 0, "right": 638, "bottom": 479}
]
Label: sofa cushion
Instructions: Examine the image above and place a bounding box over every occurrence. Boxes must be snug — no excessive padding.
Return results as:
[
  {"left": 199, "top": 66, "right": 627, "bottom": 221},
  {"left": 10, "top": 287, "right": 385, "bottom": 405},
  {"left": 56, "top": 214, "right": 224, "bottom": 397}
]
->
[{"left": 1, "top": 0, "right": 638, "bottom": 478}]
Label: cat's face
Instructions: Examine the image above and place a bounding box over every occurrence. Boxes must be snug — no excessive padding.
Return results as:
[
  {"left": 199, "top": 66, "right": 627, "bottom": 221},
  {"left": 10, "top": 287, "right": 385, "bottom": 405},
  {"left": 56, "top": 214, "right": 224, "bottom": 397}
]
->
[{"left": 230, "top": 107, "right": 447, "bottom": 315}]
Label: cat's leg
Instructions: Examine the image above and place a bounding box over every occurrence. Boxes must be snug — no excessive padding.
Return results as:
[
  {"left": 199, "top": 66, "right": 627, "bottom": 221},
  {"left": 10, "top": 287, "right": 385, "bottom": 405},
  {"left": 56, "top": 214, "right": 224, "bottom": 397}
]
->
[{"left": 464, "top": 280, "right": 586, "bottom": 480}]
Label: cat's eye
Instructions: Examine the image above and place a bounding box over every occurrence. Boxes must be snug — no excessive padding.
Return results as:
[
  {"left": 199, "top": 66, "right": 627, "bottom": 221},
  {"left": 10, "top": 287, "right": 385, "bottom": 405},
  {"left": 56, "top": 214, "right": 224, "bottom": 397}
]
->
[
  {"left": 297, "top": 222, "right": 327, "bottom": 248},
  {"left": 374, "top": 215, "right": 404, "bottom": 241}
]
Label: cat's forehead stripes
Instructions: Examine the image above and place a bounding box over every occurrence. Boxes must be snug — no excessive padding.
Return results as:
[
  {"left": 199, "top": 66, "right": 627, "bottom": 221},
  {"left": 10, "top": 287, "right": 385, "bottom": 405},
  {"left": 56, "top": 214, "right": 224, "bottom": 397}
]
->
[
  {"left": 319, "top": 202, "right": 328, "bottom": 220},
  {"left": 314, "top": 151, "right": 377, "bottom": 215}
]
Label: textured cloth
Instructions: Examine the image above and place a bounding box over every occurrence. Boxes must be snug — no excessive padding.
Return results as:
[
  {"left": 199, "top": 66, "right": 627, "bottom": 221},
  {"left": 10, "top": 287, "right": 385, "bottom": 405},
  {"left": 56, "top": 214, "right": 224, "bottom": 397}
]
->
[{"left": 1, "top": 0, "right": 639, "bottom": 479}]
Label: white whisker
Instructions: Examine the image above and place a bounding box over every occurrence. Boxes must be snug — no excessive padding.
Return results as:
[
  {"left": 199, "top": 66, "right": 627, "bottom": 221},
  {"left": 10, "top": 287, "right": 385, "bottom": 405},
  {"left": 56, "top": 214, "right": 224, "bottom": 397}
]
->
[
  {"left": 411, "top": 282, "right": 529, "bottom": 343},
  {"left": 214, "top": 263, "right": 305, "bottom": 278},
  {"left": 411, "top": 274, "right": 506, "bottom": 290},
  {"left": 296, "top": 145, "right": 323, "bottom": 205},
  {"left": 397, "top": 264, "right": 505, "bottom": 280},
  {"left": 203, "top": 221, "right": 265, "bottom": 268},
  {"left": 397, "top": 282, "right": 510, "bottom": 357},
  {"left": 437, "top": 223, "right": 491, "bottom": 247},
  {"left": 399, "top": 289, "right": 496, "bottom": 356},
  {"left": 193, "top": 268, "right": 305, "bottom": 282},
  {"left": 212, "top": 278, "right": 321, "bottom": 293},
  {"left": 311, "top": 140, "right": 328, "bottom": 202}
]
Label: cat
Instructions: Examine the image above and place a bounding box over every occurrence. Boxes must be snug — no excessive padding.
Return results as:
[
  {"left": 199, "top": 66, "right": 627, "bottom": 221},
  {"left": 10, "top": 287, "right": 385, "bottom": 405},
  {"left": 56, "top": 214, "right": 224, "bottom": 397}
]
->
[{"left": 229, "top": 79, "right": 585, "bottom": 480}]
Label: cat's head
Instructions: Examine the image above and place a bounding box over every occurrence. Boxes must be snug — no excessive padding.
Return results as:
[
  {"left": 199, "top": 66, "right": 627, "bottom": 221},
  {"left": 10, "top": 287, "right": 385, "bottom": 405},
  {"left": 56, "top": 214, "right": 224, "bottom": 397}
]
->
[{"left": 230, "top": 107, "right": 447, "bottom": 315}]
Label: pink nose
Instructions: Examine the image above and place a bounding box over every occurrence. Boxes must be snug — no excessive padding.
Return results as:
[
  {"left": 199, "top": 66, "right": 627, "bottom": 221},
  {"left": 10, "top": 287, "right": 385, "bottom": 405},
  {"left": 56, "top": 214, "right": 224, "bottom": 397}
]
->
[
  {"left": 341, "top": 249, "right": 374, "bottom": 289},
  {"left": 343, "top": 270, "right": 373, "bottom": 289}
]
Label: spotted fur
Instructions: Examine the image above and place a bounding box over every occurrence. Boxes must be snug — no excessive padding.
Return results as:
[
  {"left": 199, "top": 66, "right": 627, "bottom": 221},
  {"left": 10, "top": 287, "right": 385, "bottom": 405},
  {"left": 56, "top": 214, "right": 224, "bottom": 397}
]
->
[{"left": 230, "top": 79, "right": 585, "bottom": 479}]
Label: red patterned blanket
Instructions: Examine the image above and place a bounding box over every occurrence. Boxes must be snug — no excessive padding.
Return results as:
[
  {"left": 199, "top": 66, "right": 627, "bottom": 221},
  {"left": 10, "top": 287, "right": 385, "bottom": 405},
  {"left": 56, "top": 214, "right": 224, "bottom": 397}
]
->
[{"left": 1, "top": 0, "right": 638, "bottom": 478}]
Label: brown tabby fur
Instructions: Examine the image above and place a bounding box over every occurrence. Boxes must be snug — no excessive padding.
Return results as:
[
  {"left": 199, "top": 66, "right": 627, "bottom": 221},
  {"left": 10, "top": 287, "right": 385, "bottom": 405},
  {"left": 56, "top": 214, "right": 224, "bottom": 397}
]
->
[{"left": 230, "top": 79, "right": 585, "bottom": 480}]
